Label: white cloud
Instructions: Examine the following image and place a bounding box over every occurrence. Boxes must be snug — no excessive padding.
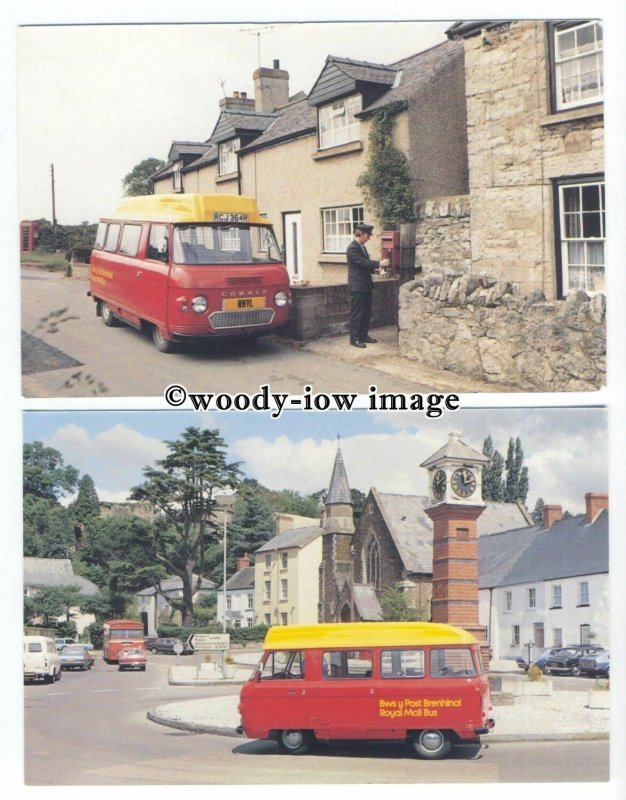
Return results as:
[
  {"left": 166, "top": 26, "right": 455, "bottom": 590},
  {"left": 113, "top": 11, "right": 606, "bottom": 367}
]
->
[{"left": 46, "top": 423, "right": 167, "bottom": 497}]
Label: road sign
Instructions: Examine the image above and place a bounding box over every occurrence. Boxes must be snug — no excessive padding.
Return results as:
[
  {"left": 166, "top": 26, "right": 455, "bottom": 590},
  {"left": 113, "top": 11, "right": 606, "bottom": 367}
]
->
[
  {"left": 188, "top": 633, "right": 230, "bottom": 651},
  {"left": 173, "top": 640, "right": 184, "bottom": 655}
]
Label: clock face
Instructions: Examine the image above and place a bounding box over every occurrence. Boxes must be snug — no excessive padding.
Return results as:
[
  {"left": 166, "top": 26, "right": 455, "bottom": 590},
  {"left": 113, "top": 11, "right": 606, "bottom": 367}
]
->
[
  {"left": 432, "top": 469, "right": 447, "bottom": 500},
  {"left": 451, "top": 468, "right": 477, "bottom": 498}
]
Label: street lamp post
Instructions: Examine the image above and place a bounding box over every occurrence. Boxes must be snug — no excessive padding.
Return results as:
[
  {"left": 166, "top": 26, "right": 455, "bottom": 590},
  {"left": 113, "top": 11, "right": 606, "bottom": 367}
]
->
[{"left": 222, "top": 511, "right": 227, "bottom": 633}]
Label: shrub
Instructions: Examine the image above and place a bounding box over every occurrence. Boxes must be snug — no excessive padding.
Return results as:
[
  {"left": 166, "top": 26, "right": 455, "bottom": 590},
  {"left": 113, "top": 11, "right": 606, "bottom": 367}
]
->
[{"left": 527, "top": 664, "right": 544, "bottom": 681}]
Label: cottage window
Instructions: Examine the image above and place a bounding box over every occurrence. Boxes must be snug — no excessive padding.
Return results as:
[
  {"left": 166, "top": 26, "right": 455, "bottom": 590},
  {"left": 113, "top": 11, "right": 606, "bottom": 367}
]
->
[
  {"left": 226, "top": 595, "right": 232, "bottom": 610},
  {"left": 578, "top": 581, "right": 590, "bottom": 606},
  {"left": 280, "top": 578, "right": 288, "bottom": 600},
  {"left": 318, "top": 94, "right": 362, "bottom": 149},
  {"left": 281, "top": 612, "right": 289, "bottom": 626},
  {"left": 173, "top": 161, "right": 182, "bottom": 191},
  {"left": 551, "top": 584, "right": 562, "bottom": 608},
  {"left": 365, "top": 537, "right": 380, "bottom": 589},
  {"left": 580, "top": 624, "right": 591, "bottom": 644},
  {"left": 557, "top": 178, "right": 605, "bottom": 296},
  {"left": 553, "top": 628, "right": 563, "bottom": 647},
  {"left": 504, "top": 591, "right": 512, "bottom": 612},
  {"left": 264, "top": 580, "right": 271, "bottom": 601},
  {"left": 247, "top": 593, "right": 254, "bottom": 610},
  {"left": 527, "top": 587, "right": 536, "bottom": 609},
  {"left": 322, "top": 205, "right": 364, "bottom": 253},
  {"left": 218, "top": 138, "right": 240, "bottom": 175},
  {"left": 511, "top": 625, "right": 520, "bottom": 646},
  {"left": 265, "top": 554, "right": 272, "bottom": 569},
  {"left": 281, "top": 552, "right": 288, "bottom": 569},
  {"left": 553, "top": 21, "right": 603, "bottom": 111}
]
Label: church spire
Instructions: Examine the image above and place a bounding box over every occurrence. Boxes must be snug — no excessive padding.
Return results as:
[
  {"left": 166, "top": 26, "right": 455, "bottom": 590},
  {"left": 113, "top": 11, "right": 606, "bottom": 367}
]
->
[{"left": 325, "top": 436, "right": 352, "bottom": 506}]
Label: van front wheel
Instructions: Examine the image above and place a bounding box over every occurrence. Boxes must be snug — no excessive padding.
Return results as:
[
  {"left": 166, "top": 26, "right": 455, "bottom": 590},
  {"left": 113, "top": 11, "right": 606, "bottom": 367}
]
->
[
  {"left": 152, "top": 325, "right": 177, "bottom": 353},
  {"left": 412, "top": 729, "right": 452, "bottom": 760},
  {"left": 277, "top": 729, "right": 311, "bottom": 755}
]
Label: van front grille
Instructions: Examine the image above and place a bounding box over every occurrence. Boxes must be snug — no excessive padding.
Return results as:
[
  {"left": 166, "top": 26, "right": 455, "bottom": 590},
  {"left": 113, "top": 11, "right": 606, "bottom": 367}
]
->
[{"left": 209, "top": 308, "right": 275, "bottom": 329}]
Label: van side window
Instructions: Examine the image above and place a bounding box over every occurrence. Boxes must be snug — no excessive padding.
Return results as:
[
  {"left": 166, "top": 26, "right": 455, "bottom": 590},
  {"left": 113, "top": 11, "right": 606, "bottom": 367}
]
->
[
  {"left": 94, "top": 222, "right": 107, "bottom": 249},
  {"left": 261, "top": 650, "right": 305, "bottom": 680},
  {"left": 380, "top": 649, "right": 425, "bottom": 678},
  {"left": 148, "top": 224, "right": 169, "bottom": 263},
  {"left": 323, "top": 650, "right": 372, "bottom": 679},
  {"left": 28, "top": 643, "right": 43, "bottom": 653},
  {"left": 119, "top": 224, "right": 142, "bottom": 257},
  {"left": 430, "top": 648, "right": 477, "bottom": 678},
  {"left": 103, "top": 223, "right": 121, "bottom": 253}
]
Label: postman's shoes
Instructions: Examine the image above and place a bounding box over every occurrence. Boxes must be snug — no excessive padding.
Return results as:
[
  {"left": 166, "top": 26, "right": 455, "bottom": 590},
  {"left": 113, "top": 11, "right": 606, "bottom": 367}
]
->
[
  {"left": 350, "top": 339, "right": 367, "bottom": 349},
  {"left": 363, "top": 335, "right": 378, "bottom": 343}
]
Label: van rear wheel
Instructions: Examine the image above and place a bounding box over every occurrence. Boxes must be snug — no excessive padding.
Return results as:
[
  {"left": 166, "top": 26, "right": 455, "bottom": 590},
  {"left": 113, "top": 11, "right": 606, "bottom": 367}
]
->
[
  {"left": 152, "top": 325, "right": 177, "bottom": 353},
  {"left": 412, "top": 729, "right": 452, "bottom": 760},
  {"left": 277, "top": 729, "right": 312, "bottom": 755},
  {"left": 100, "top": 302, "right": 119, "bottom": 327}
]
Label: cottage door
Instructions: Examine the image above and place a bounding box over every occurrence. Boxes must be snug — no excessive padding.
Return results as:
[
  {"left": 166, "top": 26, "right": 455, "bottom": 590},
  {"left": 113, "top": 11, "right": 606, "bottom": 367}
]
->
[{"left": 283, "top": 212, "right": 303, "bottom": 283}]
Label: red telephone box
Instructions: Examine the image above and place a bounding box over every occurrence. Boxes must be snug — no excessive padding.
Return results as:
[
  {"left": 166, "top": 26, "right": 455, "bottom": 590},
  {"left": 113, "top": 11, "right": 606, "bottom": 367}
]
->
[{"left": 20, "top": 220, "right": 40, "bottom": 253}]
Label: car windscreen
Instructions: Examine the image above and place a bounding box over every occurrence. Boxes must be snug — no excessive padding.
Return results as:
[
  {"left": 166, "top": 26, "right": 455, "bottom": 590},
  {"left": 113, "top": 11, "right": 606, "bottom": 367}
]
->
[{"left": 172, "top": 224, "right": 282, "bottom": 265}]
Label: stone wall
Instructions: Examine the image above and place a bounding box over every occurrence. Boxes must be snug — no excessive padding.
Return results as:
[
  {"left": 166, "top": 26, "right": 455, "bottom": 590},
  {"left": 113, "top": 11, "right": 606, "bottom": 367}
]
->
[
  {"left": 283, "top": 278, "right": 399, "bottom": 342},
  {"left": 415, "top": 196, "right": 471, "bottom": 274},
  {"left": 398, "top": 269, "right": 606, "bottom": 391}
]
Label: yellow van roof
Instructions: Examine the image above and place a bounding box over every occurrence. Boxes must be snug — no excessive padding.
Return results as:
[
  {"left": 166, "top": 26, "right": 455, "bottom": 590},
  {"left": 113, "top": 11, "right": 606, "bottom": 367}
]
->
[
  {"left": 263, "top": 622, "right": 477, "bottom": 650},
  {"left": 106, "top": 194, "right": 269, "bottom": 225}
]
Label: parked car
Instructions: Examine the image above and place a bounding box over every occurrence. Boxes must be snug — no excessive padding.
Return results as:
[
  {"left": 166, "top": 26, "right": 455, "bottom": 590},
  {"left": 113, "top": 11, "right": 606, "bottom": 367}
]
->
[
  {"left": 76, "top": 643, "right": 96, "bottom": 667},
  {"left": 543, "top": 644, "right": 605, "bottom": 676},
  {"left": 54, "top": 637, "right": 76, "bottom": 653},
  {"left": 510, "top": 647, "right": 560, "bottom": 673},
  {"left": 578, "top": 649, "right": 610, "bottom": 678},
  {"left": 148, "top": 637, "right": 193, "bottom": 655},
  {"left": 60, "top": 644, "right": 92, "bottom": 671},
  {"left": 118, "top": 648, "right": 147, "bottom": 671}
]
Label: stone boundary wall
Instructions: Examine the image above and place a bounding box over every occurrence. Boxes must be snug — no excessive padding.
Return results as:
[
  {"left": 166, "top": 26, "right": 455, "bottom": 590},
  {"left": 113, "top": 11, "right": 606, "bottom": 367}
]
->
[
  {"left": 399, "top": 269, "right": 606, "bottom": 392},
  {"left": 283, "top": 279, "right": 399, "bottom": 342},
  {"left": 415, "top": 196, "right": 471, "bottom": 274}
]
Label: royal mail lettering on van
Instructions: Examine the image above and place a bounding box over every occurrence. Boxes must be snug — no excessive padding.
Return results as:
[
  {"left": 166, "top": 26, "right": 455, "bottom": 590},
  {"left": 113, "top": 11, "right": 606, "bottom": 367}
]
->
[{"left": 214, "top": 212, "right": 249, "bottom": 222}]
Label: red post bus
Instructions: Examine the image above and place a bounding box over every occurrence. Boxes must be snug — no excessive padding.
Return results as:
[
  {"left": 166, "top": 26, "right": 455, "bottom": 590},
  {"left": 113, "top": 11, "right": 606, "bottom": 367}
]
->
[
  {"left": 88, "top": 194, "right": 291, "bottom": 353},
  {"left": 102, "top": 619, "right": 145, "bottom": 663},
  {"left": 238, "top": 621, "right": 494, "bottom": 759}
]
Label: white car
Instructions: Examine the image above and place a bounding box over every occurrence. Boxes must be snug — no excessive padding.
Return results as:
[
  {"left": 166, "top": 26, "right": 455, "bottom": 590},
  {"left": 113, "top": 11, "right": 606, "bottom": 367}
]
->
[{"left": 24, "top": 636, "right": 62, "bottom": 683}]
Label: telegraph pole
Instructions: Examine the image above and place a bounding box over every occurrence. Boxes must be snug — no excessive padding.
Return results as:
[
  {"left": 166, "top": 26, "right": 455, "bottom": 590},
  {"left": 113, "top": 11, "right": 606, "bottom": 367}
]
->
[{"left": 50, "top": 163, "right": 57, "bottom": 249}]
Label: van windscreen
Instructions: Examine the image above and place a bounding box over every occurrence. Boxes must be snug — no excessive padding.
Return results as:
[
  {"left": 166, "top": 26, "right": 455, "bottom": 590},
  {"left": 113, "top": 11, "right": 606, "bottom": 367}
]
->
[{"left": 172, "top": 224, "right": 282, "bottom": 265}]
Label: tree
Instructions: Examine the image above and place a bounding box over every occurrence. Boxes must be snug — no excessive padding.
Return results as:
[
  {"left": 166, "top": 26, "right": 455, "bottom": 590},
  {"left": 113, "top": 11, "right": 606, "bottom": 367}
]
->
[
  {"left": 25, "top": 585, "right": 85, "bottom": 627},
  {"left": 129, "top": 427, "right": 242, "bottom": 627},
  {"left": 68, "top": 474, "right": 100, "bottom": 526},
  {"left": 23, "top": 495, "right": 73, "bottom": 558},
  {"left": 220, "top": 480, "right": 276, "bottom": 577},
  {"left": 504, "top": 437, "right": 529, "bottom": 505},
  {"left": 23, "top": 441, "right": 78, "bottom": 501},
  {"left": 380, "top": 585, "right": 425, "bottom": 622},
  {"left": 122, "top": 158, "right": 165, "bottom": 196},
  {"left": 531, "top": 498, "right": 545, "bottom": 525},
  {"left": 481, "top": 436, "right": 504, "bottom": 501}
]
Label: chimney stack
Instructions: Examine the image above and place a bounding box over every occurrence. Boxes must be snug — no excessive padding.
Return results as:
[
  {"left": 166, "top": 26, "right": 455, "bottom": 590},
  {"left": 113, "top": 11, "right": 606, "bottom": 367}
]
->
[
  {"left": 585, "top": 492, "right": 608, "bottom": 524},
  {"left": 543, "top": 504, "right": 563, "bottom": 529},
  {"left": 254, "top": 60, "right": 290, "bottom": 112},
  {"left": 236, "top": 553, "right": 251, "bottom": 572}
]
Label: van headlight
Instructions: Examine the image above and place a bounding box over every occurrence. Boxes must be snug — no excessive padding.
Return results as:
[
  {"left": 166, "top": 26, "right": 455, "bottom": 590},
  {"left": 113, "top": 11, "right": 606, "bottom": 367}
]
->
[
  {"left": 274, "top": 291, "right": 288, "bottom": 307},
  {"left": 191, "top": 296, "right": 208, "bottom": 314}
]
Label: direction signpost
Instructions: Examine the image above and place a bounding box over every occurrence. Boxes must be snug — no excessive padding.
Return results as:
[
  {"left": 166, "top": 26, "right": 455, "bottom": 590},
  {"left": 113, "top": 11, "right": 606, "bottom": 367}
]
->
[{"left": 188, "top": 633, "right": 231, "bottom": 674}]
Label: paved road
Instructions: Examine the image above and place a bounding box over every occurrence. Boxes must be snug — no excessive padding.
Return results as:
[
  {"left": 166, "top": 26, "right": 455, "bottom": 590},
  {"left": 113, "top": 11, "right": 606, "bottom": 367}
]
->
[
  {"left": 20, "top": 269, "right": 436, "bottom": 398},
  {"left": 23, "top": 653, "right": 609, "bottom": 786}
]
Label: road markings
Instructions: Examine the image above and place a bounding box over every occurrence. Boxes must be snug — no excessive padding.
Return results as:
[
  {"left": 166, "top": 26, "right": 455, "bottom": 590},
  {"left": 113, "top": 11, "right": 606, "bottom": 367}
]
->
[{"left": 90, "top": 689, "right": 116, "bottom": 693}]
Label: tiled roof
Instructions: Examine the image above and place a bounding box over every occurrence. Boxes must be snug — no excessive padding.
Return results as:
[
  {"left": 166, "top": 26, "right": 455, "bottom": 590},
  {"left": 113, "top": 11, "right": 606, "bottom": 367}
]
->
[
  {"left": 479, "top": 509, "right": 608, "bottom": 588},
  {"left": 221, "top": 566, "right": 255, "bottom": 592},
  {"left": 353, "top": 584, "right": 383, "bottom": 621},
  {"left": 420, "top": 431, "right": 489, "bottom": 468}
]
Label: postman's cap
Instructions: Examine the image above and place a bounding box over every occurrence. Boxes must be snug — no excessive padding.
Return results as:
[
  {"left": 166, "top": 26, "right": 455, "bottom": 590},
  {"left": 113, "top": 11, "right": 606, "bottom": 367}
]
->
[{"left": 355, "top": 223, "right": 374, "bottom": 234}]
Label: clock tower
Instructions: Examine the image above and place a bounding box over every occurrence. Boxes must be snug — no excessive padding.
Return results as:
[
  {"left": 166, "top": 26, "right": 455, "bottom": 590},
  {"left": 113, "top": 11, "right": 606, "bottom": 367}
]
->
[{"left": 420, "top": 432, "right": 490, "bottom": 657}]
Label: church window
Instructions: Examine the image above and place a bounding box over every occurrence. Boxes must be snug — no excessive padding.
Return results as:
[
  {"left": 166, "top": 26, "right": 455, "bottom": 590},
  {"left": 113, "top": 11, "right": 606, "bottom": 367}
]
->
[{"left": 366, "top": 537, "right": 380, "bottom": 589}]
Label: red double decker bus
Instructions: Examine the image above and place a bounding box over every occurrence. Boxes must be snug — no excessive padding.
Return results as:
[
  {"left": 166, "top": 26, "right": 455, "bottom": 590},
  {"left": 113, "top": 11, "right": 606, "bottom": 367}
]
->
[{"left": 102, "top": 619, "right": 145, "bottom": 663}]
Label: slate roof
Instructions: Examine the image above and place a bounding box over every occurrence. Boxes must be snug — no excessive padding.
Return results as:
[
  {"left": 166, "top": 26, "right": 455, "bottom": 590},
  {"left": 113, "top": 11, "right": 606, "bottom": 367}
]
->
[
  {"left": 325, "top": 444, "right": 352, "bottom": 505},
  {"left": 255, "top": 524, "right": 322, "bottom": 553},
  {"left": 479, "top": 509, "right": 608, "bottom": 589},
  {"left": 308, "top": 55, "right": 397, "bottom": 107},
  {"left": 220, "top": 565, "right": 255, "bottom": 592},
  {"left": 210, "top": 110, "right": 277, "bottom": 144},
  {"left": 420, "top": 431, "right": 489, "bottom": 469},
  {"left": 372, "top": 491, "right": 531, "bottom": 575},
  {"left": 238, "top": 96, "right": 317, "bottom": 153},
  {"left": 23, "top": 558, "right": 100, "bottom": 596},
  {"left": 353, "top": 584, "right": 383, "bottom": 621}
]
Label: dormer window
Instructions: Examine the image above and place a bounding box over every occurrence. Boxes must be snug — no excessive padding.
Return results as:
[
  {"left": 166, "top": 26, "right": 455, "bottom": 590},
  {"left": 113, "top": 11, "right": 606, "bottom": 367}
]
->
[
  {"left": 318, "top": 94, "right": 362, "bottom": 150},
  {"left": 218, "top": 138, "right": 240, "bottom": 175}
]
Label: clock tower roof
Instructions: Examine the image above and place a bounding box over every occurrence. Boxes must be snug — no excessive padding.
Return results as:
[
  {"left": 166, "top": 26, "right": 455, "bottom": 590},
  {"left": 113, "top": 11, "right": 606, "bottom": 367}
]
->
[{"left": 420, "top": 431, "right": 489, "bottom": 469}]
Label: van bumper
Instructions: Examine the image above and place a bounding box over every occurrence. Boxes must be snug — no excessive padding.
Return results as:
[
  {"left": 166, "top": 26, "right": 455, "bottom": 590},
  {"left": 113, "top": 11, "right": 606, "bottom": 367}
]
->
[{"left": 475, "top": 719, "right": 495, "bottom": 735}]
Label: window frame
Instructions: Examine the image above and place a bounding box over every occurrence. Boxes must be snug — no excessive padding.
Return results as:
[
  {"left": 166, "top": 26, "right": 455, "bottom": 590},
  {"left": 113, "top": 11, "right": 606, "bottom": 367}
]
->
[
  {"left": 527, "top": 587, "right": 537, "bottom": 609},
  {"left": 554, "top": 175, "right": 605, "bottom": 297},
  {"left": 218, "top": 138, "right": 240, "bottom": 176},
  {"left": 322, "top": 205, "right": 364, "bottom": 253},
  {"left": 549, "top": 20, "right": 603, "bottom": 113},
  {"left": 578, "top": 581, "right": 590, "bottom": 606},
  {"left": 318, "top": 94, "right": 362, "bottom": 150}
]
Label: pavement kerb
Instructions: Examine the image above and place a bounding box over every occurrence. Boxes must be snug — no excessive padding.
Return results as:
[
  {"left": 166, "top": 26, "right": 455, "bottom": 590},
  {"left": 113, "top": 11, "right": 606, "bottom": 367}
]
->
[{"left": 146, "top": 707, "right": 609, "bottom": 744}]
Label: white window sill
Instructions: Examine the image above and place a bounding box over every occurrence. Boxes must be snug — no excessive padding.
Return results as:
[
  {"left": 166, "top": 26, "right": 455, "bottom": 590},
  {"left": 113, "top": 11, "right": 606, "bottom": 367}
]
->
[
  {"left": 541, "top": 102, "right": 603, "bottom": 127},
  {"left": 313, "top": 140, "right": 363, "bottom": 160}
]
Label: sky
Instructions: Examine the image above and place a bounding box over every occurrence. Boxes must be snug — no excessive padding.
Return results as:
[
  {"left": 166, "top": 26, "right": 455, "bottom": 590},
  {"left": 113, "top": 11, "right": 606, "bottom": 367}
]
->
[
  {"left": 23, "top": 406, "right": 608, "bottom": 514},
  {"left": 17, "top": 18, "right": 449, "bottom": 225}
]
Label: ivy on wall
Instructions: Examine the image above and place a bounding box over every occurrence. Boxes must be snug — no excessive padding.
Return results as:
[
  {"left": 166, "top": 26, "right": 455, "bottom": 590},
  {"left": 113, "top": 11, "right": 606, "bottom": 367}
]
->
[{"left": 357, "top": 102, "right": 416, "bottom": 230}]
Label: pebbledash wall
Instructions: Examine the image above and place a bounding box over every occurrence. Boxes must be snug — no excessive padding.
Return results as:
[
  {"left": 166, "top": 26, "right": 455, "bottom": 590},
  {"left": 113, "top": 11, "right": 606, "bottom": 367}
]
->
[{"left": 399, "top": 197, "right": 606, "bottom": 391}]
